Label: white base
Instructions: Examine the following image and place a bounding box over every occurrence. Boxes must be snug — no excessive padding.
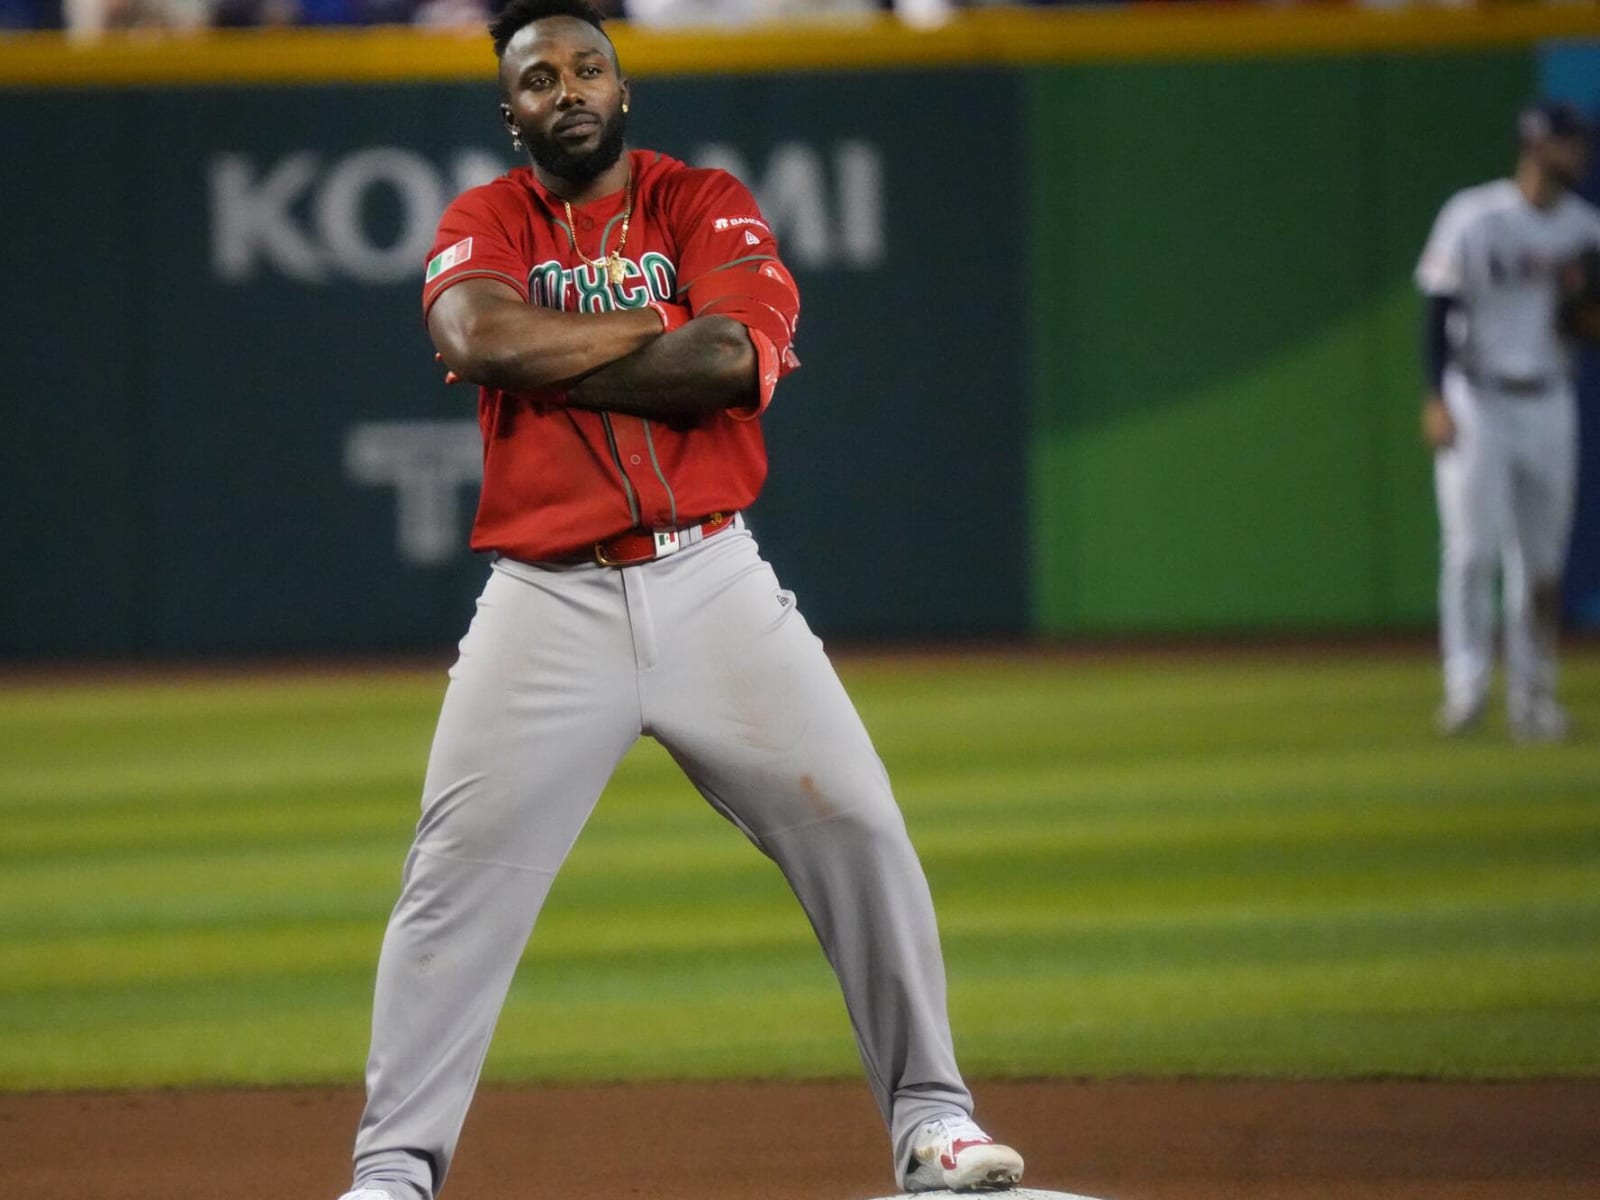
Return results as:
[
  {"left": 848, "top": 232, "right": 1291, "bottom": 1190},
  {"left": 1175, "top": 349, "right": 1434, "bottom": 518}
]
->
[{"left": 867, "top": 1191, "right": 1105, "bottom": 1200}]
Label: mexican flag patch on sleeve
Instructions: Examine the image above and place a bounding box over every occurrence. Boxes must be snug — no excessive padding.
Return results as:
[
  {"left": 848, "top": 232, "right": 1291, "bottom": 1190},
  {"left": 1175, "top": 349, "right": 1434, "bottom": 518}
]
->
[{"left": 425, "top": 237, "right": 473, "bottom": 282}]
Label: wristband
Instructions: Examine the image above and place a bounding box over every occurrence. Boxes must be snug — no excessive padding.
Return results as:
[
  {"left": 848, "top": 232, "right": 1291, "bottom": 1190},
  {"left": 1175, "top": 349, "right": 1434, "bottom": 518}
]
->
[
  {"left": 646, "top": 299, "right": 691, "bottom": 334},
  {"left": 728, "top": 328, "right": 787, "bottom": 422}
]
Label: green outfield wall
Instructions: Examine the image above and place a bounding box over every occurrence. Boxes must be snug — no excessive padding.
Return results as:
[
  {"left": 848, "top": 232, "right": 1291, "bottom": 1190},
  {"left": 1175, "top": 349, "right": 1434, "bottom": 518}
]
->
[
  {"left": 1027, "top": 51, "right": 1537, "bottom": 633},
  {"left": 1, "top": 11, "right": 1596, "bottom": 654}
]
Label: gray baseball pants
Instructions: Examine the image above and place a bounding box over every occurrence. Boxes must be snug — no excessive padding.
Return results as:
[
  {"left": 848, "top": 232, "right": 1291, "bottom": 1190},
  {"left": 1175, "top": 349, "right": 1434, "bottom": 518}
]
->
[
  {"left": 350, "top": 518, "right": 972, "bottom": 1199},
  {"left": 1435, "top": 368, "right": 1578, "bottom": 711}
]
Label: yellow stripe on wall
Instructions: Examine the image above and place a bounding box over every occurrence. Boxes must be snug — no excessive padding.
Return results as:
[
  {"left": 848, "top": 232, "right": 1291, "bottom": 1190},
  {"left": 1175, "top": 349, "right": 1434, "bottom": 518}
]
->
[{"left": 2, "top": 6, "right": 1599, "bottom": 88}]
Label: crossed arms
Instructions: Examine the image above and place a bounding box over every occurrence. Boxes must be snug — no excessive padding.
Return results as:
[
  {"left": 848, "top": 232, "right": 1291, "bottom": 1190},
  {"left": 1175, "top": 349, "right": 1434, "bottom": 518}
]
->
[{"left": 427, "top": 276, "right": 757, "bottom": 420}]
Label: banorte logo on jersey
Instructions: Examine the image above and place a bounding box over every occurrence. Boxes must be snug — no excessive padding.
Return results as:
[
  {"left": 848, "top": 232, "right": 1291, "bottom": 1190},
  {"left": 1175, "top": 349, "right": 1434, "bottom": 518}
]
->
[{"left": 713, "top": 215, "right": 769, "bottom": 236}]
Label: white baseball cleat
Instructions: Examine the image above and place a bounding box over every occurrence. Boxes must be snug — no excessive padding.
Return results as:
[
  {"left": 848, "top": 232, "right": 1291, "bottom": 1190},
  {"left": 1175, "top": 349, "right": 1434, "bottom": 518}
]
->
[
  {"left": 1509, "top": 695, "right": 1571, "bottom": 744},
  {"left": 904, "top": 1113, "right": 1024, "bottom": 1192},
  {"left": 1434, "top": 697, "right": 1485, "bottom": 737},
  {"left": 335, "top": 1190, "right": 402, "bottom": 1200}
]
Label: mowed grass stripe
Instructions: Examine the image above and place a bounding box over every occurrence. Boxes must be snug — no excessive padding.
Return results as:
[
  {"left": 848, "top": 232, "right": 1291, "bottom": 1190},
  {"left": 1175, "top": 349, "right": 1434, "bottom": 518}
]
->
[
  {"left": 10, "top": 779, "right": 1597, "bottom": 882},
  {"left": 9, "top": 949, "right": 1597, "bottom": 1086},
  {"left": 1, "top": 648, "right": 1597, "bottom": 1088},
  {"left": 9, "top": 787, "right": 1594, "bottom": 935},
  {"left": 11, "top": 894, "right": 1595, "bottom": 1002}
]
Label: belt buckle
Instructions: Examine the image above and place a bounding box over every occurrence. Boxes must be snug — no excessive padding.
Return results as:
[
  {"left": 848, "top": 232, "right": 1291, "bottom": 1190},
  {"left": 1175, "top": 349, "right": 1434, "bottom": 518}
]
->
[{"left": 593, "top": 528, "right": 680, "bottom": 567}]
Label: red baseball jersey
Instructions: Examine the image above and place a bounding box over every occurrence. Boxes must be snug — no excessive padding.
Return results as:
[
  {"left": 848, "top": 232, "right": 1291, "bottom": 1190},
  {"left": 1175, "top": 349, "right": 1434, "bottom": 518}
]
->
[{"left": 421, "top": 149, "right": 800, "bottom": 562}]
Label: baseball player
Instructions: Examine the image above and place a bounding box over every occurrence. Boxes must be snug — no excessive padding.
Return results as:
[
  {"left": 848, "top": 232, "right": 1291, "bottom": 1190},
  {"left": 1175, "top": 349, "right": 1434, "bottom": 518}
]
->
[
  {"left": 1416, "top": 100, "right": 1600, "bottom": 742},
  {"left": 332, "top": 2, "right": 1026, "bottom": 1198}
]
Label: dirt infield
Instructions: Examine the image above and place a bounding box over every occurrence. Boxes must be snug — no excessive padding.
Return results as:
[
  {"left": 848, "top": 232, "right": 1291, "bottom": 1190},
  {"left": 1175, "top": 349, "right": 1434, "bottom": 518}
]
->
[{"left": 3, "top": 1080, "right": 1597, "bottom": 1200}]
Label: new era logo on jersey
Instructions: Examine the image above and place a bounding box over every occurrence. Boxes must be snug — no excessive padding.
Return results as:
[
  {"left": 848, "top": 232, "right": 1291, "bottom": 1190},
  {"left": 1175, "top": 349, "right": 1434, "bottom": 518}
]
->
[
  {"left": 713, "top": 215, "right": 770, "bottom": 234},
  {"left": 425, "top": 237, "right": 473, "bottom": 282},
  {"left": 744, "top": 231, "right": 760, "bottom": 246}
]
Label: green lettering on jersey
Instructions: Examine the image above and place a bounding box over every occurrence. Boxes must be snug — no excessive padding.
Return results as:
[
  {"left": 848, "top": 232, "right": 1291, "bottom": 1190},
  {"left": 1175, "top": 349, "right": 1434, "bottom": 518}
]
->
[
  {"left": 640, "top": 252, "right": 677, "bottom": 303},
  {"left": 528, "top": 261, "right": 567, "bottom": 310},
  {"left": 613, "top": 259, "right": 649, "bottom": 308},
  {"left": 525, "top": 254, "right": 679, "bottom": 311},
  {"left": 572, "top": 263, "right": 613, "bottom": 313}
]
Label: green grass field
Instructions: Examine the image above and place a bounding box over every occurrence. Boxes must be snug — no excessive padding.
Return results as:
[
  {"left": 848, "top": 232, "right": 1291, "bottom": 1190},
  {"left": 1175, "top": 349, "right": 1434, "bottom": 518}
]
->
[{"left": 2, "top": 647, "right": 1598, "bottom": 1091}]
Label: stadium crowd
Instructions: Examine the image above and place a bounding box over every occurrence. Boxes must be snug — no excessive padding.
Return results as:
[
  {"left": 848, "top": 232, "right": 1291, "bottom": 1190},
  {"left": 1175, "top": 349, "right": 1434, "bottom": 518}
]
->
[
  {"left": 5, "top": 0, "right": 936, "bottom": 34},
  {"left": 0, "top": 0, "right": 1521, "bottom": 38}
]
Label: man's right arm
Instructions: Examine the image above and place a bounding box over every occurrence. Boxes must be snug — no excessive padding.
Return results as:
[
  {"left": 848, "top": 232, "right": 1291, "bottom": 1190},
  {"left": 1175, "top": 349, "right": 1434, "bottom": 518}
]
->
[
  {"left": 1415, "top": 194, "right": 1467, "bottom": 452},
  {"left": 1421, "top": 292, "right": 1457, "bottom": 450},
  {"left": 427, "top": 277, "right": 667, "bottom": 393}
]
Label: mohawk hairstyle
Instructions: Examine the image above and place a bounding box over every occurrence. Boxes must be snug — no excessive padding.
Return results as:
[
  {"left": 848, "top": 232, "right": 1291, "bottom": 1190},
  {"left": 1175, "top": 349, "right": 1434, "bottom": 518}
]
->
[{"left": 490, "top": 0, "right": 609, "bottom": 59}]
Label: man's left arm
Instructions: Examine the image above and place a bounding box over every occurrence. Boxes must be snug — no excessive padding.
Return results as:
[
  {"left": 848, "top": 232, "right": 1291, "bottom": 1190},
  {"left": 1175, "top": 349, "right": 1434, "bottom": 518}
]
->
[
  {"left": 1558, "top": 242, "right": 1600, "bottom": 344},
  {"left": 564, "top": 172, "right": 800, "bottom": 420},
  {"left": 563, "top": 313, "right": 758, "bottom": 418}
]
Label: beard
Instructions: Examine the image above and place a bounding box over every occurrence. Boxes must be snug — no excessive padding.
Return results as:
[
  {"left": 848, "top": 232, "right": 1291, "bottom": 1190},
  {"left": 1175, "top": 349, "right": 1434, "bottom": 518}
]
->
[{"left": 525, "top": 106, "right": 628, "bottom": 184}]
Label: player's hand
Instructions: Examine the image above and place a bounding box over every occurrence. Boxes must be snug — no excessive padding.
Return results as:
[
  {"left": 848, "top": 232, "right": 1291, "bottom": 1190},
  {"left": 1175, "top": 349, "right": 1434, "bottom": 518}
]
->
[
  {"left": 433, "top": 350, "right": 569, "bottom": 410},
  {"left": 1421, "top": 395, "right": 1456, "bottom": 450},
  {"left": 1557, "top": 247, "right": 1600, "bottom": 342}
]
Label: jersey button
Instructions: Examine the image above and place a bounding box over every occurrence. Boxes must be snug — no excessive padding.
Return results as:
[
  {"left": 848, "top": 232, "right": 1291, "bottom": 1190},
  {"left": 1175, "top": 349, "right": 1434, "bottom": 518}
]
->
[
  {"left": 581, "top": 216, "right": 594, "bottom": 229},
  {"left": 629, "top": 454, "right": 642, "bottom": 465}
]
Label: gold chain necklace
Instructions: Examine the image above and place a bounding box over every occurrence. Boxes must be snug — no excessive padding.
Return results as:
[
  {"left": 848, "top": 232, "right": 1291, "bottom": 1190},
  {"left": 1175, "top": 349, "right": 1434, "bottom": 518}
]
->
[{"left": 563, "top": 171, "right": 633, "bottom": 288}]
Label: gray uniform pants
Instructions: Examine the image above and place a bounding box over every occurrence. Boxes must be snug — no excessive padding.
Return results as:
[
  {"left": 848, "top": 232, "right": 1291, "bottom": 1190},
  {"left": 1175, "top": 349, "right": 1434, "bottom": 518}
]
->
[
  {"left": 1435, "top": 368, "right": 1578, "bottom": 710},
  {"left": 351, "top": 520, "right": 971, "bottom": 1199}
]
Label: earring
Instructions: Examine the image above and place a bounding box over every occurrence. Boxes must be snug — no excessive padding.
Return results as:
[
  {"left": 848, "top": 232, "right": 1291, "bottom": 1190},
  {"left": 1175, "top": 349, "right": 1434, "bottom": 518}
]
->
[
  {"left": 622, "top": 103, "right": 629, "bottom": 114},
  {"left": 511, "top": 133, "right": 523, "bottom": 151}
]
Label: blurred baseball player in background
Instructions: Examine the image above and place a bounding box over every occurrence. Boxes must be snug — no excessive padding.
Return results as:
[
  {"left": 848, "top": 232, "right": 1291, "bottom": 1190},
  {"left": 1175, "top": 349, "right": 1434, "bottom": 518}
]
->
[
  {"left": 332, "top": 2, "right": 1025, "bottom": 1198},
  {"left": 1416, "top": 100, "right": 1600, "bottom": 742}
]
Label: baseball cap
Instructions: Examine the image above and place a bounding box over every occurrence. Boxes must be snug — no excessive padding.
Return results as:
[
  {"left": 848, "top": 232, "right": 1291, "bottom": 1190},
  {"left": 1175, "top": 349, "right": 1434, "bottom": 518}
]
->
[{"left": 1517, "top": 100, "right": 1592, "bottom": 145}]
